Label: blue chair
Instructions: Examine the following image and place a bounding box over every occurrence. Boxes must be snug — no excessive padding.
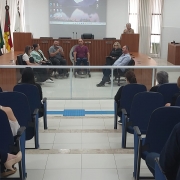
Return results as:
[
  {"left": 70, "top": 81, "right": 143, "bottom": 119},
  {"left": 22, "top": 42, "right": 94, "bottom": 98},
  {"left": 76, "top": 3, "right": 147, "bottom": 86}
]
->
[
  {"left": 155, "top": 158, "right": 167, "bottom": 180},
  {"left": 13, "top": 83, "right": 48, "bottom": 130},
  {"left": 0, "top": 92, "right": 39, "bottom": 149},
  {"left": 175, "top": 95, "right": 180, "bottom": 106},
  {"left": 0, "top": 109, "right": 26, "bottom": 180},
  {"left": 122, "top": 92, "right": 164, "bottom": 148},
  {"left": 114, "top": 84, "right": 147, "bottom": 129},
  {"left": 134, "top": 106, "right": 180, "bottom": 180},
  {"left": 158, "top": 83, "right": 179, "bottom": 104}
]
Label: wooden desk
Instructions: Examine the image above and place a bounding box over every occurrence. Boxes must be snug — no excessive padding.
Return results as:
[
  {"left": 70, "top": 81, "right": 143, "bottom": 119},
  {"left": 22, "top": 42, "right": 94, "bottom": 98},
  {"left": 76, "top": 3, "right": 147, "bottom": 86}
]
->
[
  {"left": 167, "top": 43, "right": 180, "bottom": 65},
  {"left": 0, "top": 51, "right": 22, "bottom": 91},
  {"left": 131, "top": 52, "right": 157, "bottom": 90}
]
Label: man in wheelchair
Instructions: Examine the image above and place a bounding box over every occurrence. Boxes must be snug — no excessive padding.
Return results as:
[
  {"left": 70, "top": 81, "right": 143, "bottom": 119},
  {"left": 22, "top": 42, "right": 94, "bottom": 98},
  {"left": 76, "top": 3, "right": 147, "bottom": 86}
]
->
[
  {"left": 96, "top": 45, "right": 131, "bottom": 87},
  {"left": 73, "top": 39, "right": 90, "bottom": 76}
]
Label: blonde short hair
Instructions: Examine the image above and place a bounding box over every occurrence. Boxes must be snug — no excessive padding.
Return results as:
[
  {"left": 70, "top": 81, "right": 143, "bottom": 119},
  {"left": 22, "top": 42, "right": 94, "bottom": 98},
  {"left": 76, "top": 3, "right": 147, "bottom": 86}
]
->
[{"left": 113, "top": 42, "right": 121, "bottom": 48}]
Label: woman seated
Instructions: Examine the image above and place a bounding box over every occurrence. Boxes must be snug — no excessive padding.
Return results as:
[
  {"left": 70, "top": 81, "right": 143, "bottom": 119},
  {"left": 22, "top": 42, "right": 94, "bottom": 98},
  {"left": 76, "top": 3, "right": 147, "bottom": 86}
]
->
[
  {"left": 166, "top": 76, "right": 180, "bottom": 106},
  {"left": 21, "top": 67, "right": 44, "bottom": 118},
  {"left": 114, "top": 70, "right": 137, "bottom": 124},
  {"left": 1, "top": 150, "right": 22, "bottom": 177},
  {"left": 150, "top": 71, "right": 169, "bottom": 92},
  {"left": 22, "top": 45, "right": 53, "bottom": 83},
  {"left": 105, "top": 42, "right": 122, "bottom": 65},
  {"left": 31, "top": 44, "right": 52, "bottom": 65}
]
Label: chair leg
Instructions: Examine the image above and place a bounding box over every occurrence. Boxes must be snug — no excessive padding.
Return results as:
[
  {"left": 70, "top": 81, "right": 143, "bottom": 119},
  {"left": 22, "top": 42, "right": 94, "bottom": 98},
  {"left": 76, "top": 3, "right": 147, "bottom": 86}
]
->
[
  {"left": 43, "top": 102, "right": 48, "bottom": 130},
  {"left": 121, "top": 114, "right": 127, "bottom": 148},
  {"left": 114, "top": 101, "right": 117, "bottom": 129},
  {"left": 135, "top": 139, "right": 142, "bottom": 180},
  {"left": 34, "top": 115, "right": 39, "bottom": 149}
]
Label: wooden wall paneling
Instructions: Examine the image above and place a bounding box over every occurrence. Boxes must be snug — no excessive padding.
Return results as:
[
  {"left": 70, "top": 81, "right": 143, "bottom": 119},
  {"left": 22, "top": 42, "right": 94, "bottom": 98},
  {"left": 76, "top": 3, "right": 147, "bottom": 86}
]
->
[{"left": 13, "top": 32, "right": 33, "bottom": 51}]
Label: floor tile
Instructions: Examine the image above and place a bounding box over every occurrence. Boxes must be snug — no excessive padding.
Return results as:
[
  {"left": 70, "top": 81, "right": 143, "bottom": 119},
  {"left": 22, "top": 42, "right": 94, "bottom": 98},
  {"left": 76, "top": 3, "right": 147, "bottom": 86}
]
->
[
  {"left": 26, "top": 154, "right": 48, "bottom": 169},
  {"left": 46, "top": 154, "right": 81, "bottom": 169},
  {"left": 83, "top": 119, "right": 105, "bottom": 126},
  {"left": 82, "top": 143, "right": 110, "bottom": 149},
  {"left": 54, "top": 133, "right": 81, "bottom": 143},
  {"left": 82, "top": 169, "right": 119, "bottom": 180},
  {"left": 60, "top": 119, "right": 82, "bottom": 126},
  {"left": 53, "top": 143, "right": 81, "bottom": 150},
  {"left": 26, "top": 170, "right": 44, "bottom": 180},
  {"left": 82, "top": 133, "right": 108, "bottom": 143},
  {"left": 43, "top": 169, "right": 81, "bottom": 180},
  {"left": 82, "top": 154, "right": 116, "bottom": 168}
]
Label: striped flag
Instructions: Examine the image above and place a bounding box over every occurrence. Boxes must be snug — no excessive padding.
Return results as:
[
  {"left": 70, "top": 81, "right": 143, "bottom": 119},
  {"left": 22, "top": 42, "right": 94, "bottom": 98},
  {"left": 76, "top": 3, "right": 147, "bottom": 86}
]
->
[
  {"left": 4, "top": 4, "right": 13, "bottom": 52},
  {"left": 15, "top": 0, "right": 21, "bottom": 32}
]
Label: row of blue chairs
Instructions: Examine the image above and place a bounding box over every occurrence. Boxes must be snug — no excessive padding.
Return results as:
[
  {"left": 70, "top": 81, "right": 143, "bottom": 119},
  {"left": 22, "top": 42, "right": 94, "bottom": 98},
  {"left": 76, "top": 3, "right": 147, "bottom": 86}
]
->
[
  {"left": 0, "top": 84, "right": 48, "bottom": 179},
  {"left": 114, "top": 83, "right": 180, "bottom": 180}
]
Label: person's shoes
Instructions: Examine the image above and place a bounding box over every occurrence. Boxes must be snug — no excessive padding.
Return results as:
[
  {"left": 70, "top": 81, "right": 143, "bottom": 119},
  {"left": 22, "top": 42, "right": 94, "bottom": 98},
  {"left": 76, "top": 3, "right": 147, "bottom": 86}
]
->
[
  {"left": 118, "top": 119, "right": 122, "bottom": 125},
  {"left": 96, "top": 82, "right": 105, "bottom": 87},
  {"left": 46, "top": 79, "right": 54, "bottom": 83},
  {"left": 49, "top": 77, "right": 53, "bottom": 81},
  {"left": 106, "top": 80, "right": 111, "bottom": 84}
]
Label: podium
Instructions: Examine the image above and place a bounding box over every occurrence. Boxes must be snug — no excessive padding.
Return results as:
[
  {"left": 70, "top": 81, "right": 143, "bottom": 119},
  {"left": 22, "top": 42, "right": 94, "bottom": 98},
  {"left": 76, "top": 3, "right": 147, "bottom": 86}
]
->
[
  {"left": 13, "top": 32, "right": 33, "bottom": 51},
  {"left": 167, "top": 43, "right": 180, "bottom": 65},
  {"left": 120, "top": 34, "right": 139, "bottom": 52}
]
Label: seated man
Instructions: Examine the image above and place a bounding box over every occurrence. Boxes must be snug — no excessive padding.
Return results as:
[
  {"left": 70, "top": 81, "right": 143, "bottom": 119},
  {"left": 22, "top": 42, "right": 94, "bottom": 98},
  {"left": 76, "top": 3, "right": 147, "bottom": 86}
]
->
[
  {"left": 49, "top": 41, "right": 68, "bottom": 76},
  {"left": 145, "top": 122, "right": 180, "bottom": 180},
  {"left": 73, "top": 39, "right": 90, "bottom": 74},
  {"left": 96, "top": 45, "right": 131, "bottom": 87},
  {"left": 123, "top": 23, "right": 134, "bottom": 34}
]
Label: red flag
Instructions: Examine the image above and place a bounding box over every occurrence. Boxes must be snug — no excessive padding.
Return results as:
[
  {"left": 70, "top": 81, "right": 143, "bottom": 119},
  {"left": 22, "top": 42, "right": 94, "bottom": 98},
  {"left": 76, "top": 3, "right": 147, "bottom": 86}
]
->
[{"left": 3, "top": 5, "right": 13, "bottom": 52}]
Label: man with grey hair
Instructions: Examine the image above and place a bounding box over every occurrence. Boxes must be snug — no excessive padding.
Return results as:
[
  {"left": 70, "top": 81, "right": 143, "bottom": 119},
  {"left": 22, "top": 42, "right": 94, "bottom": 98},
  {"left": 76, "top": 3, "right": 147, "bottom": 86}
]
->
[
  {"left": 123, "top": 23, "right": 134, "bottom": 34},
  {"left": 150, "top": 71, "right": 169, "bottom": 92}
]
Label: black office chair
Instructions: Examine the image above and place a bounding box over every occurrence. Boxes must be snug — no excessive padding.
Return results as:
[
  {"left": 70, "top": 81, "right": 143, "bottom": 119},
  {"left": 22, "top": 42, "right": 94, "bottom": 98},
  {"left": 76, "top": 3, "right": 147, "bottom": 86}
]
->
[
  {"left": 17, "top": 54, "right": 26, "bottom": 74},
  {"left": 81, "top": 33, "right": 94, "bottom": 39},
  {"left": 59, "top": 37, "right": 72, "bottom": 39},
  {"left": 114, "top": 59, "right": 135, "bottom": 86}
]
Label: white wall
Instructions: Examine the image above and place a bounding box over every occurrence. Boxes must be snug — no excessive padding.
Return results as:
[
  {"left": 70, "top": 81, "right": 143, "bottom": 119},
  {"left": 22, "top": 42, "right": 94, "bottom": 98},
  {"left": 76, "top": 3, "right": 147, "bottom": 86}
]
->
[
  {"left": 106, "top": 0, "right": 129, "bottom": 38},
  {"left": 161, "top": 0, "right": 180, "bottom": 59},
  {"left": 24, "top": 0, "right": 49, "bottom": 38},
  {"left": 24, "top": 0, "right": 129, "bottom": 39}
]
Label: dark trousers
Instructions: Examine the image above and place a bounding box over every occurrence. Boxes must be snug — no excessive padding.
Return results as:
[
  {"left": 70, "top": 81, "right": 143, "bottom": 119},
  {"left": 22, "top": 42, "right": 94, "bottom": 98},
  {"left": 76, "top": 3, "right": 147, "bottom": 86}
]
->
[
  {"left": 145, "top": 122, "right": 180, "bottom": 180},
  {"left": 50, "top": 57, "right": 67, "bottom": 74},
  {"left": 106, "top": 57, "right": 116, "bottom": 65},
  {"left": 33, "top": 68, "right": 49, "bottom": 82},
  {"left": 76, "top": 58, "right": 88, "bottom": 65}
]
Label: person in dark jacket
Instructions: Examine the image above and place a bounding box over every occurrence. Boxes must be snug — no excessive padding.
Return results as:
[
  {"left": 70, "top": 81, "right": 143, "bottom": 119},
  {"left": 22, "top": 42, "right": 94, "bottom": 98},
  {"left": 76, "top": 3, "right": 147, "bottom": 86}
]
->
[
  {"left": 21, "top": 67, "right": 44, "bottom": 117},
  {"left": 150, "top": 71, "right": 169, "bottom": 92},
  {"left": 114, "top": 70, "right": 137, "bottom": 124},
  {"left": 105, "top": 42, "right": 122, "bottom": 65}
]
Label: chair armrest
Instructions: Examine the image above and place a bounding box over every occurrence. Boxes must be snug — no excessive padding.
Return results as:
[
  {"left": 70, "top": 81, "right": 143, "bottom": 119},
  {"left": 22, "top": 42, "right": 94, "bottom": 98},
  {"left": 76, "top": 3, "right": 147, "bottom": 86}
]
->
[
  {"left": 134, "top": 126, "right": 141, "bottom": 136},
  {"left": 121, "top": 108, "right": 127, "bottom": 116},
  {"left": 42, "top": 97, "right": 47, "bottom": 103},
  {"left": 155, "top": 158, "right": 167, "bottom": 180},
  {"left": 33, "top": 108, "right": 39, "bottom": 116},
  {"left": 17, "top": 126, "right": 26, "bottom": 137}
]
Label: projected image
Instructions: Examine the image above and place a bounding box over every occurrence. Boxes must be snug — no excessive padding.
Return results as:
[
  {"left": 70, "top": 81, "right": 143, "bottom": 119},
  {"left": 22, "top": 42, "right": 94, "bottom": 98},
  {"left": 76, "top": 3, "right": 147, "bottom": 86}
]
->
[{"left": 49, "top": 0, "right": 106, "bottom": 25}]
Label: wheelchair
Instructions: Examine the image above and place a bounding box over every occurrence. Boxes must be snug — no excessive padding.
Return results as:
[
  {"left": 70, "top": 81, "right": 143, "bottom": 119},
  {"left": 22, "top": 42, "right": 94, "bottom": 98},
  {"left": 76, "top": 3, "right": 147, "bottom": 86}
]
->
[
  {"left": 114, "top": 59, "right": 135, "bottom": 86},
  {"left": 69, "top": 45, "right": 91, "bottom": 78}
]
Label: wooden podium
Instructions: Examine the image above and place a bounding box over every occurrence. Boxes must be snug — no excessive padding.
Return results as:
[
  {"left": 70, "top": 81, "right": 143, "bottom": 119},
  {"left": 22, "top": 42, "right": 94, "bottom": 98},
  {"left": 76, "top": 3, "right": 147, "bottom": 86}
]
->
[
  {"left": 13, "top": 32, "right": 33, "bottom": 51},
  {"left": 167, "top": 43, "right": 180, "bottom": 65},
  {"left": 121, "top": 34, "right": 139, "bottom": 52}
]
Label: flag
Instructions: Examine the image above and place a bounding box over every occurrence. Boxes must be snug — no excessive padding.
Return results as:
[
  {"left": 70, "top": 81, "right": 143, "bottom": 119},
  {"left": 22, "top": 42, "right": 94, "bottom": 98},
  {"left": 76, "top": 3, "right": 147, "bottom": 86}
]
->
[
  {"left": 0, "top": 23, "right": 4, "bottom": 49},
  {"left": 4, "top": 5, "right": 13, "bottom": 52},
  {"left": 15, "top": 0, "right": 21, "bottom": 32}
]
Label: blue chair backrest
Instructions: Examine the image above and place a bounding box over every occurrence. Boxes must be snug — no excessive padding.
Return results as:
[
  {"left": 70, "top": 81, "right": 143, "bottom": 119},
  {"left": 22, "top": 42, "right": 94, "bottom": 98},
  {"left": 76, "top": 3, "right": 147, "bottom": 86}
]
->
[
  {"left": 0, "top": 110, "right": 14, "bottom": 152},
  {"left": 13, "top": 84, "right": 41, "bottom": 114},
  {"left": 120, "top": 84, "right": 147, "bottom": 115},
  {"left": 158, "top": 83, "right": 179, "bottom": 104},
  {"left": 130, "top": 92, "right": 164, "bottom": 133},
  {"left": 175, "top": 95, "right": 180, "bottom": 106},
  {"left": 145, "top": 106, "right": 180, "bottom": 153},
  {"left": 0, "top": 92, "right": 33, "bottom": 140}
]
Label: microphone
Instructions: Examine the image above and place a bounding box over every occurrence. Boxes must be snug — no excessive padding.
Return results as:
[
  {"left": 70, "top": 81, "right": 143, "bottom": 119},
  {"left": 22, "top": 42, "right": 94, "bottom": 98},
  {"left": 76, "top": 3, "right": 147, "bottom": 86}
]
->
[
  {"left": 76, "top": 32, "right": 77, "bottom": 39},
  {"left": 73, "top": 32, "right": 74, "bottom": 39}
]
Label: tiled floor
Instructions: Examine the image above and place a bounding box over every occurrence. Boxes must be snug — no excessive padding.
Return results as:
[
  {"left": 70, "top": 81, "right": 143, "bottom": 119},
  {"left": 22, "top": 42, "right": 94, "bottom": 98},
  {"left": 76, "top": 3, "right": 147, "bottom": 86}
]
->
[{"left": 12, "top": 58, "right": 180, "bottom": 179}]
